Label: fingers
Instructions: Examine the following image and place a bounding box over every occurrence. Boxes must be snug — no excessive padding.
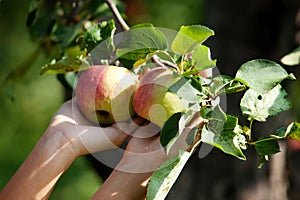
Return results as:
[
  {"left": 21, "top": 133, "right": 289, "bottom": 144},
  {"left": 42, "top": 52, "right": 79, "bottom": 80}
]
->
[
  {"left": 113, "top": 116, "right": 147, "bottom": 136},
  {"left": 51, "top": 98, "right": 154, "bottom": 157},
  {"left": 74, "top": 114, "right": 148, "bottom": 156},
  {"left": 129, "top": 122, "right": 160, "bottom": 139},
  {"left": 117, "top": 134, "right": 166, "bottom": 173},
  {"left": 114, "top": 114, "right": 204, "bottom": 173},
  {"left": 75, "top": 124, "right": 129, "bottom": 156}
]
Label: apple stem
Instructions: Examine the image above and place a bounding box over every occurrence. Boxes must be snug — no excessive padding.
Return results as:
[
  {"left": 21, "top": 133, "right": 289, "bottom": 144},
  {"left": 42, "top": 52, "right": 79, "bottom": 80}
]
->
[{"left": 105, "top": 0, "right": 130, "bottom": 31}]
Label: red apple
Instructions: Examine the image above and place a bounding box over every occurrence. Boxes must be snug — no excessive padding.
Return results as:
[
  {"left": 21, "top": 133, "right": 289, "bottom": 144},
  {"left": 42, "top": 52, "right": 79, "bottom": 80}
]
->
[
  {"left": 75, "top": 65, "right": 138, "bottom": 125},
  {"left": 133, "top": 67, "right": 183, "bottom": 127}
]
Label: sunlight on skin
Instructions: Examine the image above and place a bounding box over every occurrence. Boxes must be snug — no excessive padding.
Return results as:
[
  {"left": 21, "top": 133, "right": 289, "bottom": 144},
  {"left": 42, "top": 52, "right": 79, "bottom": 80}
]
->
[
  {"left": 36, "top": 172, "right": 63, "bottom": 199},
  {"left": 28, "top": 132, "right": 73, "bottom": 180},
  {"left": 0, "top": 100, "right": 131, "bottom": 200},
  {"left": 1, "top": 98, "right": 204, "bottom": 200},
  {"left": 111, "top": 192, "right": 118, "bottom": 196},
  {"left": 141, "top": 177, "right": 151, "bottom": 187}
]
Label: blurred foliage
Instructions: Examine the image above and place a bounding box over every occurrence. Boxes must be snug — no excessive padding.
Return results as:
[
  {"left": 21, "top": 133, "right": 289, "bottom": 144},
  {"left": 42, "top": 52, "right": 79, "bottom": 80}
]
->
[
  {"left": 124, "top": 0, "right": 204, "bottom": 29},
  {"left": 145, "top": 0, "right": 204, "bottom": 29},
  {"left": 0, "top": 0, "right": 101, "bottom": 199},
  {"left": 0, "top": 0, "right": 206, "bottom": 197}
]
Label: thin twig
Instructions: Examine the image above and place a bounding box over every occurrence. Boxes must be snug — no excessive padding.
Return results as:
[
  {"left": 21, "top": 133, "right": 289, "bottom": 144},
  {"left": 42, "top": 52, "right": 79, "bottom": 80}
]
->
[
  {"left": 152, "top": 55, "right": 179, "bottom": 71},
  {"left": 105, "top": 0, "right": 130, "bottom": 31}
]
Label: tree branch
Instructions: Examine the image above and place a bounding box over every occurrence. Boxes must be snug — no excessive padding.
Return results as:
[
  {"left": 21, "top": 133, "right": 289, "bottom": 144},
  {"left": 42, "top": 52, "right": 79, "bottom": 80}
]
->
[
  {"left": 105, "top": 0, "right": 130, "bottom": 31},
  {"left": 151, "top": 55, "right": 179, "bottom": 71}
]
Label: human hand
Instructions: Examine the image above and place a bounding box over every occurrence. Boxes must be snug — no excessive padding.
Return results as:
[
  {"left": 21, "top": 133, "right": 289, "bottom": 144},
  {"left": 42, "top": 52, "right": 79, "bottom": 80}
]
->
[
  {"left": 0, "top": 98, "right": 144, "bottom": 200},
  {"left": 91, "top": 113, "right": 204, "bottom": 200},
  {"left": 118, "top": 112, "right": 204, "bottom": 173},
  {"left": 46, "top": 98, "right": 145, "bottom": 159}
]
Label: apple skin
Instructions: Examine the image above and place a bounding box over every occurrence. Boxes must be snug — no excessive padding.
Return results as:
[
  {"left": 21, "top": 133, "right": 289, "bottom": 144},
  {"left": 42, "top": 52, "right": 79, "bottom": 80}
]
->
[
  {"left": 133, "top": 67, "right": 183, "bottom": 127},
  {"left": 75, "top": 65, "right": 138, "bottom": 125}
]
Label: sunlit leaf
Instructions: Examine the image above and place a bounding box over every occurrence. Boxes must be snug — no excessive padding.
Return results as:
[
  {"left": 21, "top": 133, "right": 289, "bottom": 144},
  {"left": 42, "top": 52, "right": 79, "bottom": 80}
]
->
[
  {"left": 116, "top": 23, "right": 167, "bottom": 68},
  {"left": 206, "top": 105, "right": 227, "bottom": 134},
  {"left": 201, "top": 114, "right": 246, "bottom": 160},
  {"left": 40, "top": 56, "right": 89, "bottom": 75},
  {"left": 285, "top": 122, "right": 300, "bottom": 140},
  {"left": 192, "top": 45, "right": 216, "bottom": 71},
  {"left": 240, "top": 85, "right": 291, "bottom": 122},
  {"left": 171, "top": 25, "right": 214, "bottom": 55},
  {"left": 147, "top": 150, "right": 191, "bottom": 200},
  {"left": 272, "top": 122, "right": 300, "bottom": 141},
  {"left": 281, "top": 46, "right": 300, "bottom": 66},
  {"left": 168, "top": 77, "right": 202, "bottom": 103},
  {"left": 210, "top": 75, "right": 247, "bottom": 96},
  {"left": 79, "top": 20, "right": 116, "bottom": 62},
  {"left": 235, "top": 59, "right": 295, "bottom": 93}
]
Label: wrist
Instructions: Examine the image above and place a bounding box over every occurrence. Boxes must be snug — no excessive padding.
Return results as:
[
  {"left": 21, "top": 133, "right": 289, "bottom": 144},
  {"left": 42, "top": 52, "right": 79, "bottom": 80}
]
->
[
  {"left": 92, "top": 169, "right": 152, "bottom": 200},
  {"left": 39, "top": 127, "right": 78, "bottom": 167}
]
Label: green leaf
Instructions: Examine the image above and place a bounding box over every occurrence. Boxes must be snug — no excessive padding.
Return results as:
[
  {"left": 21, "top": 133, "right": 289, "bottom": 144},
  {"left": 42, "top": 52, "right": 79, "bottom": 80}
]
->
[
  {"left": 40, "top": 56, "right": 89, "bottom": 75},
  {"left": 200, "top": 107, "right": 212, "bottom": 119},
  {"left": 191, "top": 45, "right": 217, "bottom": 71},
  {"left": 168, "top": 76, "right": 202, "bottom": 103},
  {"left": 116, "top": 23, "right": 167, "bottom": 67},
  {"left": 210, "top": 75, "right": 247, "bottom": 96},
  {"left": 253, "top": 137, "right": 280, "bottom": 155},
  {"left": 160, "top": 112, "right": 196, "bottom": 154},
  {"left": 272, "top": 122, "right": 300, "bottom": 141},
  {"left": 235, "top": 59, "right": 296, "bottom": 93},
  {"left": 190, "top": 76, "right": 203, "bottom": 92},
  {"left": 240, "top": 84, "right": 291, "bottom": 122},
  {"left": 271, "top": 126, "right": 287, "bottom": 139},
  {"left": 258, "top": 154, "right": 269, "bottom": 168},
  {"left": 185, "top": 127, "right": 199, "bottom": 146},
  {"left": 201, "top": 114, "right": 246, "bottom": 160},
  {"left": 285, "top": 122, "right": 300, "bottom": 140},
  {"left": 171, "top": 25, "right": 214, "bottom": 55},
  {"left": 206, "top": 105, "right": 227, "bottom": 134},
  {"left": 160, "top": 112, "right": 182, "bottom": 153},
  {"left": 79, "top": 20, "right": 116, "bottom": 61},
  {"left": 51, "top": 21, "right": 83, "bottom": 49},
  {"left": 281, "top": 46, "right": 300, "bottom": 66},
  {"left": 146, "top": 150, "right": 192, "bottom": 200},
  {"left": 26, "top": 0, "right": 57, "bottom": 39},
  {"left": 271, "top": 122, "right": 300, "bottom": 140}
]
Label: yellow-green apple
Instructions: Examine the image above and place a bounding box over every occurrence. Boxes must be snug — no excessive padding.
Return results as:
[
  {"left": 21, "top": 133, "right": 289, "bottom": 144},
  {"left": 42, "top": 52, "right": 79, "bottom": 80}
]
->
[
  {"left": 133, "top": 67, "right": 183, "bottom": 127},
  {"left": 75, "top": 65, "right": 138, "bottom": 125}
]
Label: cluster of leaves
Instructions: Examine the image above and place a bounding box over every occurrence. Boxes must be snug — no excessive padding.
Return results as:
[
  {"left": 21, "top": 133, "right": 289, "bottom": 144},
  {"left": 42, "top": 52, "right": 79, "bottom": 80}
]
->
[
  {"left": 24, "top": 1, "right": 300, "bottom": 199},
  {"left": 126, "top": 26, "right": 299, "bottom": 199},
  {"left": 27, "top": 0, "right": 124, "bottom": 56},
  {"left": 40, "top": 18, "right": 300, "bottom": 199},
  {"left": 4, "top": 0, "right": 123, "bottom": 90}
]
